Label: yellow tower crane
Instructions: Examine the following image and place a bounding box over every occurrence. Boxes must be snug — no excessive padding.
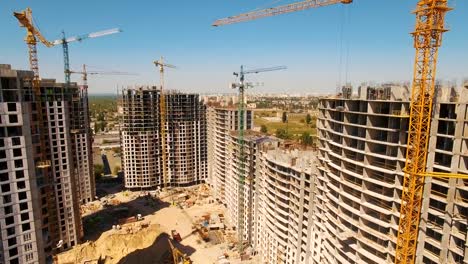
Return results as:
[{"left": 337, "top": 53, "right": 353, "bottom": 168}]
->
[
  {"left": 154, "top": 57, "right": 177, "bottom": 188},
  {"left": 213, "top": 1, "right": 468, "bottom": 264},
  {"left": 13, "top": 7, "right": 121, "bottom": 165},
  {"left": 13, "top": 8, "right": 53, "bottom": 169}
]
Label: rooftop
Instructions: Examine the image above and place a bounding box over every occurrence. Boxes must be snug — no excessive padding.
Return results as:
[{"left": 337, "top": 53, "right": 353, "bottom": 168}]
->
[{"left": 265, "top": 148, "right": 315, "bottom": 173}]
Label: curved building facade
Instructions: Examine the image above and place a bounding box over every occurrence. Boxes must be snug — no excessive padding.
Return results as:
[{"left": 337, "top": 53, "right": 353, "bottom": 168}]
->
[
  {"left": 316, "top": 84, "right": 468, "bottom": 264},
  {"left": 207, "top": 107, "right": 253, "bottom": 202},
  {"left": 256, "top": 148, "right": 316, "bottom": 264}
]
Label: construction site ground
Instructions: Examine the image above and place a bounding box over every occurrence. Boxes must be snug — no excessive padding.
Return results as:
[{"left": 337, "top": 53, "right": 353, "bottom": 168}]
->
[{"left": 57, "top": 184, "right": 258, "bottom": 264}]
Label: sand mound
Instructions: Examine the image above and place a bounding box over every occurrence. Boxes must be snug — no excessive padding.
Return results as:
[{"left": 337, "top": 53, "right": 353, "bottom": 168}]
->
[{"left": 57, "top": 224, "right": 161, "bottom": 264}]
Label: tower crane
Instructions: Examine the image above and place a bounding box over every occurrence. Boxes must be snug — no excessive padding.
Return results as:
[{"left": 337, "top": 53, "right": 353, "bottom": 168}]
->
[
  {"left": 154, "top": 57, "right": 177, "bottom": 188},
  {"left": 230, "top": 65, "right": 286, "bottom": 254},
  {"left": 14, "top": 8, "right": 121, "bottom": 86},
  {"left": 67, "top": 64, "right": 136, "bottom": 134},
  {"left": 213, "top": 1, "right": 467, "bottom": 264},
  {"left": 53, "top": 28, "right": 122, "bottom": 85},
  {"left": 13, "top": 7, "right": 121, "bottom": 161},
  {"left": 68, "top": 64, "right": 136, "bottom": 87},
  {"left": 13, "top": 8, "right": 53, "bottom": 169}
]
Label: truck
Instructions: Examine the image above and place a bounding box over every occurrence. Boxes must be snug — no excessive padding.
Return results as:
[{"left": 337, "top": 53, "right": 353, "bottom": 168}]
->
[
  {"left": 171, "top": 230, "right": 182, "bottom": 242},
  {"left": 118, "top": 216, "right": 137, "bottom": 225},
  {"left": 118, "top": 214, "right": 143, "bottom": 225}
]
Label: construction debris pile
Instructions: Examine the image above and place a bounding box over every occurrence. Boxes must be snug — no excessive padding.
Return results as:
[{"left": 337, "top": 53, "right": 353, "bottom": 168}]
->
[{"left": 56, "top": 224, "right": 160, "bottom": 264}]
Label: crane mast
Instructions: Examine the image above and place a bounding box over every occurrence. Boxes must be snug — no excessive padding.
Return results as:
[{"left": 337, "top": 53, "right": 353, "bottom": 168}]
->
[
  {"left": 154, "top": 57, "right": 177, "bottom": 188},
  {"left": 231, "top": 65, "right": 286, "bottom": 254},
  {"left": 395, "top": 2, "right": 451, "bottom": 263},
  {"left": 13, "top": 8, "right": 51, "bottom": 169}
]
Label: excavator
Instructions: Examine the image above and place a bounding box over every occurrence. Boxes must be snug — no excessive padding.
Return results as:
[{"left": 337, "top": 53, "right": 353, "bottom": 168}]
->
[{"left": 168, "top": 239, "right": 192, "bottom": 264}]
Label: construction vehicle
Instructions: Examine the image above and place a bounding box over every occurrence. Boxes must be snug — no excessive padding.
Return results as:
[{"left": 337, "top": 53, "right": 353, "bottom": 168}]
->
[
  {"left": 176, "top": 204, "right": 210, "bottom": 242},
  {"left": 154, "top": 57, "right": 177, "bottom": 188},
  {"left": 171, "top": 230, "right": 182, "bottom": 242},
  {"left": 168, "top": 239, "right": 192, "bottom": 264},
  {"left": 230, "top": 65, "right": 286, "bottom": 253},
  {"left": 118, "top": 214, "right": 143, "bottom": 225},
  {"left": 213, "top": 1, "right": 468, "bottom": 263}
]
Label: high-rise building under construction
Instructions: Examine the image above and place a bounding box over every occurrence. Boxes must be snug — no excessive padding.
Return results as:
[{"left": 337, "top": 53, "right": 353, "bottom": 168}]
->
[
  {"left": 219, "top": 83, "right": 467, "bottom": 264},
  {"left": 316, "top": 83, "right": 468, "bottom": 264},
  {"left": 225, "top": 131, "right": 279, "bottom": 247},
  {"left": 207, "top": 107, "right": 253, "bottom": 203},
  {"left": 119, "top": 87, "right": 207, "bottom": 189},
  {"left": 0, "top": 64, "right": 84, "bottom": 263},
  {"left": 70, "top": 79, "right": 95, "bottom": 204}
]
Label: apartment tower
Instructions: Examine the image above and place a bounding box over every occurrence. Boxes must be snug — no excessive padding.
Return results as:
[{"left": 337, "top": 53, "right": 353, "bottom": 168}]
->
[
  {"left": 316, "top": 84, "right": 468, "bottom": 264},
  {"left": 255, "top": 147, "right": 317, "bottom": 264},
  {"left": 120, "top": 87, "right": 207, "bottom": 189},
  {"left": 70, "top": 80, "right": 94, "bottom": 204},
  {"left": 207, "top": 107, "right": 253, "bottom": 203},
  {"left": 0, "top": 64, "right": 82, "bottom": 263},
  {"left": 225, "top": 130, "right": 279, "bottom": 247}
]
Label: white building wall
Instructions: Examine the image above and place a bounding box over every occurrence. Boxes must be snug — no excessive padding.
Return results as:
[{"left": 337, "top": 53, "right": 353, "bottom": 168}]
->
[
  {"left": 315, "top": 84, "right": 468, "bottom": 264},
  {"left": 0, "top": 102, "right": 41, "bottom": 264},
  {"left": 120, "top": 89, "right": 207, "bottom": 189},
  {"left": 121, "top": 132, "right": 161, "bottom": 188},
  {"left": 255, "top": 148, "right": 316, "bottom": 264},
  {"left": 207, "top": 107, "right": 253, "bottom": 203},
  {"left": 46, "top": 99, "right": 82, "bottom": 250}
]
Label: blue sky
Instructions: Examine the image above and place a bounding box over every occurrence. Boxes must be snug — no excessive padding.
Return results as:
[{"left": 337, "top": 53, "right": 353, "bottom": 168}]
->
[{"left": 1, "top": 0, "right": 467, "bottom": 94}]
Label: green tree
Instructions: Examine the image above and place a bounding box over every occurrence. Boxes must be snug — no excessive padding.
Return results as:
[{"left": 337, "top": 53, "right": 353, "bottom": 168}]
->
[
  {"left": 101, "top": 121, "right": 107, "bottom": 131},
  {"left": 309, "top": 98, "right": 319, "bottom": 109},
  {"left": 282, "top": 112, "right": 288, "bottom": 123},
  {"left": 113, "top": 165, "right": 121, "bottom": 175},
  {"left": 306, "top": 113, "right": 312, "bottom": 125},
  {"left": 97, "top": 112, "right": 105, "bottom": 122},
  {"left": 260, "top": 125, "right": 268, "bottom": 133},
  {"left": 301, "top": 132, "right": 313, "bottom": 146},
  {"left": 276, "top": 128, "right": 291, "bottom": 140},
  {"left": 94, "top": 122, "right": 99, "bottom": 133},
  {"left": 94, "top": 164, "right": 104, "bottom": 181}
]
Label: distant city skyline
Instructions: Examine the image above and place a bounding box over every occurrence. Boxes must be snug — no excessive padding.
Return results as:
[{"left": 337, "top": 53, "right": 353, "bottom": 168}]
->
[{"left": 1, "top": 0, "right": 467, "bottom": 94}]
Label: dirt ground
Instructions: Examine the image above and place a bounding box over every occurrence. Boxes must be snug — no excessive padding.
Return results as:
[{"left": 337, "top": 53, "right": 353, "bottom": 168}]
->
[
  {"left": 57, "top": 184, "right": 259, "bottom": 264},
  {"left": 56, "top": 224, "right": 167, "bottom": 264}
]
